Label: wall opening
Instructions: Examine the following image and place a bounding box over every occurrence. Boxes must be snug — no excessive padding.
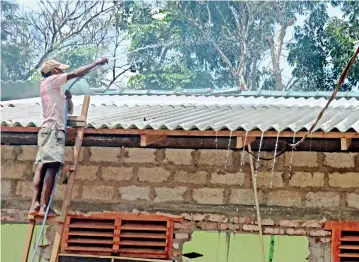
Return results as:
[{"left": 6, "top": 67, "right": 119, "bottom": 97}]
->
[
  {"left": 182, "top": 232, "right": 309, "bottom": 262},
  {"left": 1, "top": 223, "right": 49, "bottom": 262}
]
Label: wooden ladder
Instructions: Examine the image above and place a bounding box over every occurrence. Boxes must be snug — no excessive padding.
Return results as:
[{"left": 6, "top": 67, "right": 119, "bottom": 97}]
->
[{"left": 22, "top": 95, "right": 90, "bottom": 262}]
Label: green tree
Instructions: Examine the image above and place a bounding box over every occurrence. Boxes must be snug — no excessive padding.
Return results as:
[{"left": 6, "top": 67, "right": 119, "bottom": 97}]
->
[
  {"left": 1, "top": 0, "right": 34, "bottom": 81},
  {"left": 127, "top": 1, "right": 316, "bottom": 91},
  {"left": 287, "top": 1, "right": 358, "bottom": 91}
]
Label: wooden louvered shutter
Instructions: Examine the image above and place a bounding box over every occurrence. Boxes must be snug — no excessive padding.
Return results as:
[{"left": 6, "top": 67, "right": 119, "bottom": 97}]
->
[
  {"left": 118, "top": 217, "right": 172, "bottom": 259},
  {"left": 325, "top": 221, "right": 359, "bottom": 262},
  {"left": 61, "top": 216, "right": 116, "bottom": 255},
  {"left": 60, "top": 213, "right": 179, "bottom": 259}
]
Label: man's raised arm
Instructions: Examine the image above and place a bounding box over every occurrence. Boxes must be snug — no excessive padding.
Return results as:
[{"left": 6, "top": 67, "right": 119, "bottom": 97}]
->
[{"left": 67, "top": 58, "right": 108, "bottom": 81}]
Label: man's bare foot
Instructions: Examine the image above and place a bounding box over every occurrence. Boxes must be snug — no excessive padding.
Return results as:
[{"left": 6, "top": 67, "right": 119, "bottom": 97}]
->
[
  {"left": 29, "top": 202, "right": 40, "bottom": 215},
  {"left": 39, "top": 207, "right": 58, "bottom": 217}
]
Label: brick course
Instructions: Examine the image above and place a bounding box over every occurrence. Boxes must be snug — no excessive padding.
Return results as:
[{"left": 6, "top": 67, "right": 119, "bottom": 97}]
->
[
  {"left": 17, "top": 146, "right": 38, "bottom": 161},
  {"left": 165, "top": 149, "right": 193, "bottom": 165},
  {"left": 324, "top": 153, "right": 355, "bottom": 168},
  {"left": 267, "top": 190, "right": 302, "bottom": 207},
  {"left": 329, "top": 172, "right": 359, "bottom": 188},
  {"left": 192, "top": 188, "right": 224, "bottom": 204},
  {"left": 124, "top": 148, "right": 155, "bottom": 163},
  {"left": 289, "top": 172, "right": 325, "bottom": 187},
  {"left": 1, "top": 161, "right": 27, "bottom": 179},
  {"left": 154, "top": 187, "right": 187, "bottom": 202},
  {"left": 82, "top": 185, "right": 115, "bottom": 201},
  {"left": 346, "top": 193, "right": 359, "bottom": 209},
  {"left": 138, "top": 167, "right": 171, "bottom": 182},
  {"left": 90, "top": 147, "right": 120, "bottom": 163},
  {"left": 175, "top": 170, "right": 207, "bottom": 184},
  {"left": 210, "top": 172, "right": 245, "bottom": 185},
  {"left": 76, "top": 166, "right": 98, "bottom": 181},
  {"left": 119, "top": 186, "right": 150, "bottom": 201},
  {"left": 101, "top": 166, "right": 133, "bottom": 181},
  {"left": 305, "top": 192, "right": 341, "bottom": 208},
  {"left": 1, "top": 145, "right": 14, "bottom": 160},
  {"left": 1, "top": 145, "right": 358, "bottom": 223}
]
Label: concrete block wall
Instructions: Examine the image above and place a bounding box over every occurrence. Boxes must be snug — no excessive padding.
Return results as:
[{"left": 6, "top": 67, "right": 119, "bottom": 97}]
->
[
  {"left": 1, "top": 145, "right": 359, "bottom": 222},
  {"left": 170, "top": 213, "right": 332, "bottom": 260}
]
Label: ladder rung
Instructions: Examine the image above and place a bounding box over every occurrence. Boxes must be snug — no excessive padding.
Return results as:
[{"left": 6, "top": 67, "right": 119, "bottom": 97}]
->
[
  {"left": 67, "top": 115, "right": 86, "bottom": 122},
  {"left": 27, "top": 215, "right": 58, "bottom": 223}
]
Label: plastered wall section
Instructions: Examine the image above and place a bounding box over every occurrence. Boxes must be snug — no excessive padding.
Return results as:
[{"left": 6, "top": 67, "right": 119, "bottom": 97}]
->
[{"left": 1, "top": 145, "right": 359, "bottom": 222}]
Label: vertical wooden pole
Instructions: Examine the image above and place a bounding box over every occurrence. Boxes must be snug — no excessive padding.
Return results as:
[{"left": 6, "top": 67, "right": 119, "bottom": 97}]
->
[
  {"left": 22, "top": 220, "right": 36, "bottom": 262},
  {"left": 247, "top": 143, "right": 266, "bottom": 262},
  {"left": 50, "top": 96, "right": 90, "bottom": 262}
]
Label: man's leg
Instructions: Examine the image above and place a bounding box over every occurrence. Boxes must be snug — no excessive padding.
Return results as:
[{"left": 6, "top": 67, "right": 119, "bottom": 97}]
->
[
  {"left": 29, "top": 164, "right": 47, "bottom": 214},
  {"left": 39, "top": 162, "right": 60, "bottom": 216}
]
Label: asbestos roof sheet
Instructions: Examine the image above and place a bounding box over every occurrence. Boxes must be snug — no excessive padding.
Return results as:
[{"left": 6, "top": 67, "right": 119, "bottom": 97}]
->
[{"left": 1, "top": 95, "right": 359, "bottom": 132}]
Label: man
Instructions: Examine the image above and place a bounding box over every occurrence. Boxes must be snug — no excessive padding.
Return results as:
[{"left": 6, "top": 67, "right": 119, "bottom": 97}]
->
[{"left": 29, "top": 57, "right": 108, "bottom": 216}]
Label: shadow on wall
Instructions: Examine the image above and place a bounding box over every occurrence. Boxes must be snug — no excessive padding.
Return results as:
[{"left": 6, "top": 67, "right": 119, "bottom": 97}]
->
[
  {"left": 182, "top": 232, "right": 310, "bottom": 262},
  {"left": 1, "top": 79, "right": 92, "bottom": 101}
]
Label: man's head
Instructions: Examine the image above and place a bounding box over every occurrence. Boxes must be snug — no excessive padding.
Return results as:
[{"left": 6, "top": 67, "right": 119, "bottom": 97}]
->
[{"left": 40, "top": 59, "right": 70, "bottom": 78}]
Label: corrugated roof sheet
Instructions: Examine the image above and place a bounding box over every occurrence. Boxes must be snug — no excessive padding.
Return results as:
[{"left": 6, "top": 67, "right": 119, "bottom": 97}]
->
[{"left": 1, "top": 94, "right": 359, "bottom": 132}]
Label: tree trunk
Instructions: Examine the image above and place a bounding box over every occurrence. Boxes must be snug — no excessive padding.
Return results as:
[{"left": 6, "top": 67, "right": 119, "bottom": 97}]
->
[{"left": 267, "top": 8, "right": 295, "bottom": 91}]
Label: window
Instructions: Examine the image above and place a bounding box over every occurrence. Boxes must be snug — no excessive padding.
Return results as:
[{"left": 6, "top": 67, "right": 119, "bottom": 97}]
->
[
  {"left": 60, "top": 213, "right": 181, "bottom": 260},
  {"left": 325, "top": 221, "right": 359, "bottom": 262}
]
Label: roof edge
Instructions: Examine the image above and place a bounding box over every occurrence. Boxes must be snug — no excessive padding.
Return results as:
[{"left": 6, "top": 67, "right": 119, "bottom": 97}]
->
[{"left": 92, "top": 89, "right": 359, "bottom": 98}]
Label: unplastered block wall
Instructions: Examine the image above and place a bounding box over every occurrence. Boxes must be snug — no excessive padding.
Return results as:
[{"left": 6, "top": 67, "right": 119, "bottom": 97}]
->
[
  {"left": 1, "top": 145, "right": 359, "bottom": 221},
  {"left": 170, "top": 213, "right": 332, "bottom": 261}
]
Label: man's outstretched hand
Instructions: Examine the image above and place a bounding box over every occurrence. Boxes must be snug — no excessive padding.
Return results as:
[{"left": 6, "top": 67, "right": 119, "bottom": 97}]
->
[{"left": 95, "top": 57, "right": 109, "bottom": 66}]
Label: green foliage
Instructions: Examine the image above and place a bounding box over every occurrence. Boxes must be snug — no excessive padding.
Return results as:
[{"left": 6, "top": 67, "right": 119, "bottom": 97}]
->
[
  {"left": 126, "top": 1, "right": 358, "bottom": 91},
  {"left": 128, "top": 63, "right": 213, "bottom": 90},
  {"left": 1, "top": 0, "right": 358, "bottom": 92},
  {"left": 287, "top": 1, "right": 358, "bottom": 91},
  {"left": 287, "top": 2, "right": 332, "bottom": 91},
  {"left": 55, "top": 46, "right": 105, "bottom": 86},
  {"left": 1, "top": 0, "right": 33, "bottom": 81}
]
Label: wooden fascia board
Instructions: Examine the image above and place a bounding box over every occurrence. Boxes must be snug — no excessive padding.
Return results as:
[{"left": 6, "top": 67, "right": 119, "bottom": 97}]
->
[
  {"left": 140, "top": 134, "right": 167, "bottom": 147},
  {"left": 1, "top": 126, "right": 358, "bottom": 139},
  {"left": 341, "top": 138, "right": 353, "bottom": 150}
]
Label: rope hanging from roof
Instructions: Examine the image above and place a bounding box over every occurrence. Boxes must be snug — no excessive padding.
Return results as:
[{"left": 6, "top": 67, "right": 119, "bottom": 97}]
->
[
  {"left": 292, "top": 46, "right": 359, "bottom": 149},
  {"left": 245, "top": 46, "right": 359, "bottom": 161}
]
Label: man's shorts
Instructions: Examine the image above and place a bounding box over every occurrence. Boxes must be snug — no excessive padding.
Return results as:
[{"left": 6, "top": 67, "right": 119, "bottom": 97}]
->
[{"left": 35, "top": 127, "right": 65, "bottom": 165}]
